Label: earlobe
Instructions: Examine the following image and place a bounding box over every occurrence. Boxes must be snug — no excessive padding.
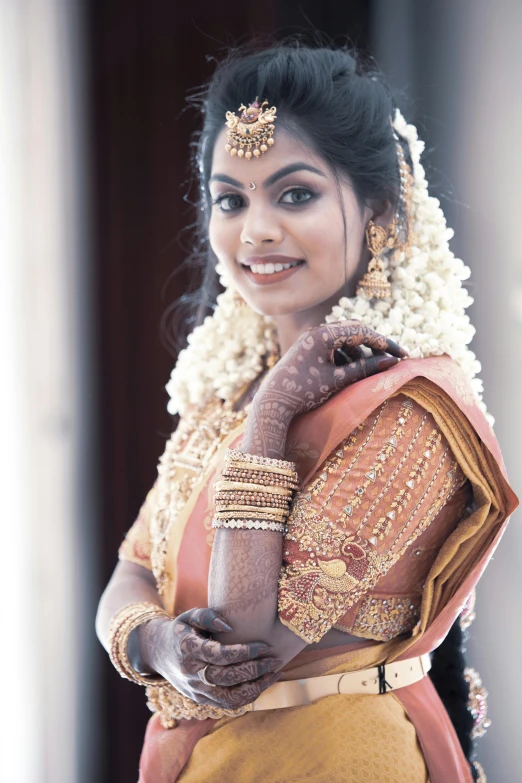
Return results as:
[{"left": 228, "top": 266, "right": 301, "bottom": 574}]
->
[{"left": 370, "top": 199, "right": 394, "bottom": 228}]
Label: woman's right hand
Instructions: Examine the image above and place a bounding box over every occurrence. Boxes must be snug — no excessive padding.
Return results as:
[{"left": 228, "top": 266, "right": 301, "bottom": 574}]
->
[
  {"left": 243, "top": 320, "right": 407, "bottom": 459},
  {"left": 139, "top": 607, "right": 282, "bottom": 710}
]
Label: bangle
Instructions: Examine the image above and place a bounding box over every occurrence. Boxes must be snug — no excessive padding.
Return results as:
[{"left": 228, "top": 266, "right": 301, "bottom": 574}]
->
[
  {"left": 212, "top": 517, "right": 288, "bottom": 534},
  {"left": 214, "top": 510, "right": 290, "bottom": 522},
  {"left": 108, "top": 601, "right": 171, "bottom": 686},
  {"left": 226, "top": 448, "right": 297, "bottom": 473},
  {"left": 225, "top": 449, "right": 298, "bottom": 481},
  {"left": 215, "top": 480, "right": 293, "bottom": 498}
]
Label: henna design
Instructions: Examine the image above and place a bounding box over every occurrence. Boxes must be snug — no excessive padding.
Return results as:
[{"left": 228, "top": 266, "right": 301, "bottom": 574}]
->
[
  {"left": 243, "top": 321, "right": 406, "bottom": 457},
  {"left": 137, "top": 606, "right": 277, "bottom": 710},
  {"left": 209, "top": 529, "right": 282, "bottom": 616}
]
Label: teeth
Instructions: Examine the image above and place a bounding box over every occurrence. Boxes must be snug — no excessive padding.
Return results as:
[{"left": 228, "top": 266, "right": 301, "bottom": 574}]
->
[{"left": 249, "top": 261, "right": 300, "bottom": 275}]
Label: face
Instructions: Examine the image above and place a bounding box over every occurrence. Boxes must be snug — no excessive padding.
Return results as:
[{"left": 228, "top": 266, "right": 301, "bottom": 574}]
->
[{"left": 208, "top": 126, "right": 376, "bottom": 321}]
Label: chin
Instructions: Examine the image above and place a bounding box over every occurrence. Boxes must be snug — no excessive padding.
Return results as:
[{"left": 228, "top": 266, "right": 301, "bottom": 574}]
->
[{"left": 241, "top": 294, "right": 323, "bottom": 319}]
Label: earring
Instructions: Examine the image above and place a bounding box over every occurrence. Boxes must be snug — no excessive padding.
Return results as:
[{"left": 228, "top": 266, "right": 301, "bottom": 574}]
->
[
  {"left": 231, "top": 289, "right": 246, "bottom": 307},
  {"left": 356, "top": 220, "right": 394, "bottom": 299}
]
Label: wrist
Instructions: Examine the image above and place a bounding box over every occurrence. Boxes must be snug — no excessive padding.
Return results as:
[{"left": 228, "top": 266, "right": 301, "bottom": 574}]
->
[
  {"left": 136, "top": 616, "right": 170, "bottom": 674},
  {"left": 243, "top": 402, "right": 291, "bottom": 459}
]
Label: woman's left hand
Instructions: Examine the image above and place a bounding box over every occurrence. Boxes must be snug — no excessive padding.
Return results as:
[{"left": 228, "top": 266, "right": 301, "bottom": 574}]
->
[{"left": 243, "top": 320, "right": 407, "bottom": 459}]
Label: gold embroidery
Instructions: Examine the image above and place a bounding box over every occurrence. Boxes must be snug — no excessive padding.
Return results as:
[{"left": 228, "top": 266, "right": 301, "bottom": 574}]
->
[
  {"left": 146, "top": 683, "right": 250, "bottom": 728},
  {"left": 150, "top": 399, "right": 248, "bottom": 596},
  {"left": 278, "top": 397, "right": 466, "bottom": 643},
  {"left": 349, "top": 595, "right": 421, "bottom": 642}
]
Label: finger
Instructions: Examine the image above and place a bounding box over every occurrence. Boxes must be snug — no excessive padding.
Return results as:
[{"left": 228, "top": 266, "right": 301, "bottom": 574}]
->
[
  {"left": 357, "top": 328, "right": 408, "bottom": 359},
  {"left": 207, "top": 671, "right": 282, "bottom": 711},
  {"left": 176, "top": 608, "right": 232, "bottom": 634},
  {"left": 202, "top": 657, "right": 282, "bottom": 687},
  {"left": 340, "top": 355, "right": 399, "bottom": 384},
  {"left": 326, "top": 322, "right": 408, "bottom": 359},
  {"left": 333, "top": 345, "right": 364, "bottom": 366},
  {"left": 181, "top": 633, "right": 273, "bottom": 666}
]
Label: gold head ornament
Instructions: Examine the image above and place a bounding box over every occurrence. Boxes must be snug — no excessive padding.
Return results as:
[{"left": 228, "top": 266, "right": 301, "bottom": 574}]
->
[{"left": 225, "top": 99, "right": 277, "bottom": 160}]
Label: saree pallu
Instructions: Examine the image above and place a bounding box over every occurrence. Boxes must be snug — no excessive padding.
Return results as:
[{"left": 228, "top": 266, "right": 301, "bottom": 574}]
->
[{"left": 133, "top": 357, "right": 517, "bottom": 783}]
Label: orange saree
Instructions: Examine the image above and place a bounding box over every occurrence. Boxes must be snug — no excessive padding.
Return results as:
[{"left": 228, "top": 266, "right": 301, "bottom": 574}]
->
[{"left": 119, "top": 356, "right": 517, "bottom": 783}]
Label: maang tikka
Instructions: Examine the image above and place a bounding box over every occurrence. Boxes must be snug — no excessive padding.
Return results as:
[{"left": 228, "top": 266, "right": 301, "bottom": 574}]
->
[
  {"left": 225, "top": 99, "right": 277, "bottom": 159},
  {"left": 356, "top": 135, "right": 414, "bottom": 300}
]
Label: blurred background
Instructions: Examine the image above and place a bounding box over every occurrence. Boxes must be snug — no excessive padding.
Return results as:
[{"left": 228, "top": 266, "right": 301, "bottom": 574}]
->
[{"left": 1, "top": 1, "right": 520, "bottom": 781}]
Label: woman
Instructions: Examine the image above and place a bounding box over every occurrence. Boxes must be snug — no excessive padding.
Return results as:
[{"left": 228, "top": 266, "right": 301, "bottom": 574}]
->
[{"left": 96, "top": 43, "right": 517, "bottom": 783}]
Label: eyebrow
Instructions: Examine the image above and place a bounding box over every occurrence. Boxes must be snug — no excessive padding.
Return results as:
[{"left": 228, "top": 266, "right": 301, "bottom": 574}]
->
[{"left": 209, "top": 162, "right": 327, "bottom": 190}]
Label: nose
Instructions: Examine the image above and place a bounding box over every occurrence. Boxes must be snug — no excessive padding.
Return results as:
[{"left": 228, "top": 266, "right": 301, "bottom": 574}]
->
[{"left": 240, "top": 202, "right": 284, "bottom": 246}]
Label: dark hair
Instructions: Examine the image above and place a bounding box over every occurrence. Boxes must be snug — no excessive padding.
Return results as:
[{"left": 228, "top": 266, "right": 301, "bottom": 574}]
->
[
  {"left": 164, "top": 38, "right": 477, "bottom": 775},
  {"left": 162, "top": 38, "right": 410, "bottom": 351}
]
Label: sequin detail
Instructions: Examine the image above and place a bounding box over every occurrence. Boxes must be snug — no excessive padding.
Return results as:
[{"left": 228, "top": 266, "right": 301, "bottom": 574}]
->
[{"left": 278, "top": 395, "right": 466, "bottom": 643}]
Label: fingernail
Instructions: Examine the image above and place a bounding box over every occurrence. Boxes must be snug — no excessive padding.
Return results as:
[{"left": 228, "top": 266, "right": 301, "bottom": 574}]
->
[
  {"left": 377, "top": 357, "right": 398, "bottom": 370},
  {"left": 270, "top": 659, "right": 284, "bottom": 671},
  {"left": 212, "top": 618, "right": 232, "bottom": 632},
  {"left": 256, "top": 645, "right": 274, "bottom": 656}
]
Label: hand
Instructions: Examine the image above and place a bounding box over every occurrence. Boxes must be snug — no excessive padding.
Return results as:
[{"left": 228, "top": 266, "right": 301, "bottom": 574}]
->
[
  {"left": 243, "top": 320, "right": 407, "bottom": 458},
  {"left": 139, "top": 607, "right": 282, "bottom": 710}
]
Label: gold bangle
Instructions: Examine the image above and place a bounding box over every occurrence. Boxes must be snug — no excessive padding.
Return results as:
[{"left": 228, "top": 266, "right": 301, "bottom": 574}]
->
[
  {"left": 108, "top": 602, "right": 171, "bottom": 686},
  {"left": 212, "top": 518, "right": 287, "bottom": 533},
  {"left": 226, "top": 459, "right": 298, "bottom": 480},
  {"left": 226, "top": 448, "right": 297, "bottom": 472},
  {"left": 222, "top": 471, "right": 299, "bottom": 490},
  {"left": 215, "top": 510, "right": 290, "bottom": 522},
  {"left": 215, "top": 480, "right": 293, "bottom": 497},
  {"left": 215, "top": 503, "right": 289, "bottom": 517}
]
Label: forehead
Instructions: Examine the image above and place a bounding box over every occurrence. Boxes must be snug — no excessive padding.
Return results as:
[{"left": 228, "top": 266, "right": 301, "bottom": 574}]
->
[{"left": 210, "top": 126, "right": 329, "bottom": 183}]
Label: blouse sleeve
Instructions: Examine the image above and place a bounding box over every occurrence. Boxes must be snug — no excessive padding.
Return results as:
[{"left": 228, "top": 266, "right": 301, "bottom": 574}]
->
[
  {"left": 278, "top": 392, "right": 467, "bottom": 643},
  {"left": 118, "top": 483, "right": 157, "bottom": 572}
]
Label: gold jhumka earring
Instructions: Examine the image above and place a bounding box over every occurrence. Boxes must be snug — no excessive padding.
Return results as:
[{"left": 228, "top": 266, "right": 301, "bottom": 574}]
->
[
  {"left": 225, "top": 99, "right": 277, "bottom": 159},
  {"left": 356, "top": 135, "right": 414, "bottom": 300}
]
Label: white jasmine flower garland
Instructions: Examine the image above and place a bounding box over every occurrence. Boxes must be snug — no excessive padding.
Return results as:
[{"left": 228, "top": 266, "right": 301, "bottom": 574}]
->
[{"left": 166, "top": 109, "right": 490, "bottom": 423}]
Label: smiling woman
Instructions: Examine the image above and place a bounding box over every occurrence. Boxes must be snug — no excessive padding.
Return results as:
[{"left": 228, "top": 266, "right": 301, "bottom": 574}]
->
[
  {"left": 208, "top": 139, "right": 377, "bottom": 343},
  {"left": 95, "top": 40, "right": 517, "bottom": 783}
]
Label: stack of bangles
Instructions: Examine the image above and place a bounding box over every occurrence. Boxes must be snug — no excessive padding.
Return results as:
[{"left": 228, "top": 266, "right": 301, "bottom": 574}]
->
[
  {"left": 108, "top": 601, "right": 171, "bottom": 686},
  {"left": 212, "top": 448, "right": 299, "bottom": 534}
]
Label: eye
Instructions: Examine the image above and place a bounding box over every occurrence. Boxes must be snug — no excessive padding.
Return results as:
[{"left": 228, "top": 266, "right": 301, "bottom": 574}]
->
[
  {"left": 211, "top": 193, "right": 244, "bottom": 212},
  {"left": 279, "top": 187, "right": 315, "bottom": 205}
]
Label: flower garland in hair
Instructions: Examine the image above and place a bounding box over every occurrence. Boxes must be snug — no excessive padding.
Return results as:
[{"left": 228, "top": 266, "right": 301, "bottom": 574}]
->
[{"left": 166, "top": 109, "right": 490, "bottom": 423}]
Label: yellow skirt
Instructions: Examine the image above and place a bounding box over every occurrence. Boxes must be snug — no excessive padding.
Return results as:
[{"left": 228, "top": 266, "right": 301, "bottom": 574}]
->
[{"left": 178, "top": 692, "right": 429, "bottom": 783}]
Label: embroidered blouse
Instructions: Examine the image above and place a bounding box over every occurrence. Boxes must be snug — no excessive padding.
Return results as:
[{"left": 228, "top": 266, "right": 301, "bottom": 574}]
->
[{"left": 118, "top": 392, "right": 470, "bottom": 645}]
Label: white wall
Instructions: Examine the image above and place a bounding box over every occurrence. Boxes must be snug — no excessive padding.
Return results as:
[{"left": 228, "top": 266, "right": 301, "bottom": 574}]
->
[
  {"left": 0, "top": 1, "right": 100, "bottom": 781},
  {"left": 373, "top": 1, "right": 521, "bottom": 780}
]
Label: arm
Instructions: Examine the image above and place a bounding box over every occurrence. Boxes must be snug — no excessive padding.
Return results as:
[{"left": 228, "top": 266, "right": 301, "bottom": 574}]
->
[
  {"left": 95, "top": 559, "right": 163, "bottom": 673},
  {"left": 209, "top": 322, "right": 406, "bottom": 663}
]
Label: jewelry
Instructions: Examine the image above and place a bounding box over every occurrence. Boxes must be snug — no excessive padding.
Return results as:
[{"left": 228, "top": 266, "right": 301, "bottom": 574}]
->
[
  {"left": 212, "top": 517, "right": 288, "bottom": 534},
  {"left": 225, "top": 99, "right": 277, "bottom": 159},
  {"left": 356, "top": 220, "right": 394, "bottom": 299},
  {"left": 249, "top": 182, "right": 257, "bottom": 190},
  {"left": 231, "top": 289, "right": 246, "bottom": 307},
  {"left": 223, "top": 469, "right": 298, "bottom": 490},
  {"left": 356, "top": 131, "right": 415, "bottom": 301},
  {"left": 108, "top": 601, "right": 171, "bottom": 686},
  {"left": 214, "top": 510, "right": 289, "bottom": 522},
  {"left": 197, "top": 665, "right": 216, "bottom": 687},
  {"left": 225, "top": 449, "right": 298, "bottom": 477},
  {"left": 215, "top": 480, "right": 293, "bottom": 497}
]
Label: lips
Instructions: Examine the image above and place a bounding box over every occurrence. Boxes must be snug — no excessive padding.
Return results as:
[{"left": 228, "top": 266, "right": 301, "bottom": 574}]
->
[{"left": 240, "top": 255, "right": 305, "bottom": 286}]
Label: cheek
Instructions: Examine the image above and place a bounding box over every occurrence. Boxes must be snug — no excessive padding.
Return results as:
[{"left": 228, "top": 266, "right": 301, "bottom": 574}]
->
[{"left": 208, "top": 214, "right": 236, "bottom": 259}]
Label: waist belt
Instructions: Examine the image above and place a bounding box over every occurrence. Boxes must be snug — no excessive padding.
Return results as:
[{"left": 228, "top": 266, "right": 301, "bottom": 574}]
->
[{"left": 250, "top": 653, "right": 431, "bottom": 712}]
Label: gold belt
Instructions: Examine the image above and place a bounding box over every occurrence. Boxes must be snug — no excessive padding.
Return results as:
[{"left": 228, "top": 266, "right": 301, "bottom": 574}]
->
[{"left": 250, "top": 653, "right": 431, "bottom": 712}]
